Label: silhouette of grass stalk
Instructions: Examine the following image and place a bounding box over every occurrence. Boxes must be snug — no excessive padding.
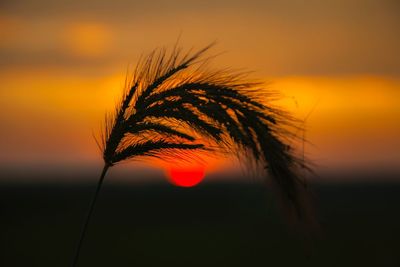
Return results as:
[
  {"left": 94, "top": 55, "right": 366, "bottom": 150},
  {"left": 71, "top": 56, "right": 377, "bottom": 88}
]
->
[{"left": 72, "top": 44, "right": 313, "bottom": 266}]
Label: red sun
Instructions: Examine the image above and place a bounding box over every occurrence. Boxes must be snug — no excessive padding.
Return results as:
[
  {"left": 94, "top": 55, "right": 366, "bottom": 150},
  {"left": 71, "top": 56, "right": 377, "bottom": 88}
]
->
[{"left": 168, "top": 167, "right": 205, "bottom": 187}]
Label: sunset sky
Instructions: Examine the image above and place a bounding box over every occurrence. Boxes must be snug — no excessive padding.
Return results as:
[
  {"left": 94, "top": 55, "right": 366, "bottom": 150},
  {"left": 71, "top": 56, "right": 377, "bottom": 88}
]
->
[{"left": 1, "top": 0, "right": 399, "bottom": 180}]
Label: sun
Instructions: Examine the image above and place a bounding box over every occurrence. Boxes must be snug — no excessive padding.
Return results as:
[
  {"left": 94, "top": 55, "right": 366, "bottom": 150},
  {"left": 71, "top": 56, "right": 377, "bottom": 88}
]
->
[{"left": 167, "top": 166, "right": 205, "bottom": 187}]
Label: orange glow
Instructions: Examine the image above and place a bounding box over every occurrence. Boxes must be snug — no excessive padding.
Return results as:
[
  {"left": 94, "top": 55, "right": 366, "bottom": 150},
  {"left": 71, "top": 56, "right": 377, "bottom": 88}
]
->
[
  {"left": 0, "top": 69, "right": 399, "bottom": 171},
  {"left": 167, "top": 167, "right": 205, "bottom": 187}
]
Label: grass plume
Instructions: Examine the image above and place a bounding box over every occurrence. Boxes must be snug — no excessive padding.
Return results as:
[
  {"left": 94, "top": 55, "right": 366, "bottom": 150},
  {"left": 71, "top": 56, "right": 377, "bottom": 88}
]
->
[{"left": 72, "top": 44, "right": 314, "bottom": 266}]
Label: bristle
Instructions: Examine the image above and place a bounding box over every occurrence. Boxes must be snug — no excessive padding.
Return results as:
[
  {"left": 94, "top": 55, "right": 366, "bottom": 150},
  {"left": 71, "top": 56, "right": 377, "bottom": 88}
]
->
[{"left": 101, "top": 44, "right": 312, "bottom": 225}]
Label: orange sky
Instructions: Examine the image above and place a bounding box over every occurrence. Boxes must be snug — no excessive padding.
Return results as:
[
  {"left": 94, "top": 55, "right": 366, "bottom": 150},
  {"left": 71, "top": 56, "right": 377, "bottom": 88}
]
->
[{"left": 0, "top": 0, "right": 399, "bottom": 178}]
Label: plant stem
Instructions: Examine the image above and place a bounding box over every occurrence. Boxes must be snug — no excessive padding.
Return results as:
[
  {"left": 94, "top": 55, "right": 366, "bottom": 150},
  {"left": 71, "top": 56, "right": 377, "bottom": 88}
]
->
[{"left": 72, "top": 163, "right": 110, "bottom": 267}]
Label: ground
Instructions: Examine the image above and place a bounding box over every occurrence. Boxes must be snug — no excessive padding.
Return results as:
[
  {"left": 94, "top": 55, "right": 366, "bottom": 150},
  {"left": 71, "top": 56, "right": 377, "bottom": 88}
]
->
[{"left": 1, "top": 173, "right": 399, "bottom": 266}]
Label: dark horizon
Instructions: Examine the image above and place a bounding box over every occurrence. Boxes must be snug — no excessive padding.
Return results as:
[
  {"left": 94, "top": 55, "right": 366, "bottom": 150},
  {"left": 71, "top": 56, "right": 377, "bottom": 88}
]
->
[{"left": 2, "top": 174, "right": 400, "bottom": 266}]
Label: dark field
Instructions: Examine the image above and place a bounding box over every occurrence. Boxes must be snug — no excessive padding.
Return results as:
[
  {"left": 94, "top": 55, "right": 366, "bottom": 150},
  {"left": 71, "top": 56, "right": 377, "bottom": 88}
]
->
[{"left": 1, "top": 173, "right": 400, "bottom": 267}]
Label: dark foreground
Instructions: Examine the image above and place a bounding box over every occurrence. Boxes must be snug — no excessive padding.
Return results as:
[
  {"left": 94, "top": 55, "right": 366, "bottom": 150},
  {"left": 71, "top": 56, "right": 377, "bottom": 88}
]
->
[{"left": 1, "top": 174, "right": 400, "bottom": 267}]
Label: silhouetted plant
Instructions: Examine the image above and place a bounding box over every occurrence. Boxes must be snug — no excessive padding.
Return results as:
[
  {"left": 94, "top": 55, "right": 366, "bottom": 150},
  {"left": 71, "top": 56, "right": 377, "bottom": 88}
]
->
[{"left": 72, "top": 44, "right": 313, "bottom": 266}]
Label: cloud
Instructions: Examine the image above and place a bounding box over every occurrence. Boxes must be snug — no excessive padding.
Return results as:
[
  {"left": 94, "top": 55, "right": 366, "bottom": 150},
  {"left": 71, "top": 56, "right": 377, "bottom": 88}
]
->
[{"left": 0, "top": 0, "right": 399, "bottom": 76}]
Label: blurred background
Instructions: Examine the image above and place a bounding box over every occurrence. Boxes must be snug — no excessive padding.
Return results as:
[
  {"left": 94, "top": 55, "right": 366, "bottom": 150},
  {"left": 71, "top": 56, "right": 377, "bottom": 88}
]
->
[{"left": 1, "top": 0, "right": 399, "bottom": 266}]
